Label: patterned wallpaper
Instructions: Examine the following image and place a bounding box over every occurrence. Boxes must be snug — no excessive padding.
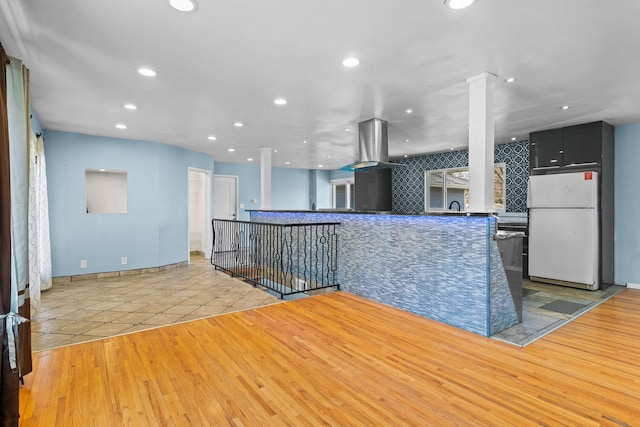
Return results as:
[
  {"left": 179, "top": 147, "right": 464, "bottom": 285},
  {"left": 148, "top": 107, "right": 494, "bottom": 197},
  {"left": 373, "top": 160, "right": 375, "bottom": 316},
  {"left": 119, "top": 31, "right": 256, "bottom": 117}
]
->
[{"left": 392, "top": 140, "right": 529, "bottom": 213}]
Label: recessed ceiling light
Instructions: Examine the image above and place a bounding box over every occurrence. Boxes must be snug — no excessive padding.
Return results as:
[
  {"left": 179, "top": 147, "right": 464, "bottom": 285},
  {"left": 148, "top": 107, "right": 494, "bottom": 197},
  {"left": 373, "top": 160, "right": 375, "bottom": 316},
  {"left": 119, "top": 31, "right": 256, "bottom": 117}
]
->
[
  {"left": 274, "top": 98, "right": 287, "bottom": 105},
  {"left": 405, "top": 139, "right": 410, "bottom": 143},
  {"left": 511, "top": 137, "right": 517, "bottom": 141},
  {"left": 561, "top": 105, "right": 570, "bottom": 110},
  {"left": 233, "top": 122, "right": 244, "bottom": 127},
  {"left": 99, "top": 168, "right": 106, "bottom": 172},
  {"left": 404, "top": 155, "right": 408, "bottom": 158},
  {"left": 342, "top": 57, "right": 360, "bottom": 67},
  {"left": 405, "top": 109, "right": 413, "bottom": 114},
  {"left": 227, "top": 148, "right": 235, "bottom": 152},
  {"left": 344, "top": 128, "right": 350, "bottom": 132},
  {"left": 505, "top": 77, "right": 516, "bottom": 83},
  {"left": 207, "top": 135, "right": 217, "bottom": 141},
  {"left": 450, "top": 147, "right": 455, "bottom": 151},
  {"left": 124, "top": 103, "right": 137, "bottom": 110},
  {"left": 285, "top": 161, "right": 291, "bottom": 165},
  {"left": 137, "top": 68, "right": 157, "bottom": 77},
  {"left": 318, "top": 164, "right": 324, "bottom": 168},
  {"left": 115, "top": 123, "right": 127, "bottom": 129},
  {"left": 444, "top": 0, "right": 476, "bottom": 9},
  {"left": 169, "top": 0, "right": 198, "bottom": 12},
  {"left": 327, "top": 155, "right": 331, "bottom": 159},
  {"left": 302, "top": 140, "right": 307, "bottom": 144},
  {"left": 247, "top": 158, "right": 254, "bottom": 162},
  {"left": 274, "top": 149, "right": 278, "bottom": 153}
]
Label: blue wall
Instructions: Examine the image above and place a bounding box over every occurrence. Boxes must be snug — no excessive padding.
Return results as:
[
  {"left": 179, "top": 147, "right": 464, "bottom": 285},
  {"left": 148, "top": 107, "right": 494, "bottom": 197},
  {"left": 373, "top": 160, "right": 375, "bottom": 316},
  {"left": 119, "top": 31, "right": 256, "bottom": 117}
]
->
[
  {"left": 214, "top": 162, "right": 331, "bottom": 220},
  {"left": 273, "top": 168, "right": 311, "bottom": 210},
  {"left": 45, "top": 131, "right": 214, "bottom": 276},
  {"left": 614, "top": 123, "right": 640, "bottom": 285}
]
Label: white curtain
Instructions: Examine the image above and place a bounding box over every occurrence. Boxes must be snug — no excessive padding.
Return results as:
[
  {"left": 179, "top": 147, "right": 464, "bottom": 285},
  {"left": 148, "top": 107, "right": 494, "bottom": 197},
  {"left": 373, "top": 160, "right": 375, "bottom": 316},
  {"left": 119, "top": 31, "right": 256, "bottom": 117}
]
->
[
  {"left": 5, "top": 56, "right": 30, "bottom": 374},
  {"left": 28, "top": 133, "right": 52, "bottom": 316}
]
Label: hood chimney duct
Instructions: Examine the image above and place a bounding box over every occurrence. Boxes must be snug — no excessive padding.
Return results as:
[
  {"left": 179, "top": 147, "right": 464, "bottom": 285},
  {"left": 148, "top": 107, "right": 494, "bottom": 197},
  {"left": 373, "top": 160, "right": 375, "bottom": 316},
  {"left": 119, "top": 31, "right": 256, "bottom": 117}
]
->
[{"left": 341, "top": 118, "right": 402, "bottom": 172}]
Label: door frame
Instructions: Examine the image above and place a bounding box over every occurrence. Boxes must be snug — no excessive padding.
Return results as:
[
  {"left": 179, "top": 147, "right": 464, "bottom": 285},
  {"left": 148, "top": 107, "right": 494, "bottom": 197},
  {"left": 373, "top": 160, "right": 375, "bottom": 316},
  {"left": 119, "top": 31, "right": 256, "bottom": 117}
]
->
[{"left": 187, "top": 167, "right": 213, "bottom": 263}]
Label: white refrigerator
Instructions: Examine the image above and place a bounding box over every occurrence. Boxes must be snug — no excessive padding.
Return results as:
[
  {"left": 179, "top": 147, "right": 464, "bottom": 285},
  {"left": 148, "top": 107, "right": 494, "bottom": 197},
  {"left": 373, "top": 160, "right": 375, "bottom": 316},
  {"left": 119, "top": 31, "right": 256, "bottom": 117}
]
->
[{"left": 527, "top": 171, "right": 600, "bottom": 290}]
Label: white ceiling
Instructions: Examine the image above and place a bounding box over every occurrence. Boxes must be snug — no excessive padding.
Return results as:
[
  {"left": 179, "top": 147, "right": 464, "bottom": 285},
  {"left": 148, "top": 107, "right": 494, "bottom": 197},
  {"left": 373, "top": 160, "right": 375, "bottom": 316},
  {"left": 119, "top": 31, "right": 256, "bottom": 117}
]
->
[{"left": 1, "top": 0, "right": 639, "bottom": 170}]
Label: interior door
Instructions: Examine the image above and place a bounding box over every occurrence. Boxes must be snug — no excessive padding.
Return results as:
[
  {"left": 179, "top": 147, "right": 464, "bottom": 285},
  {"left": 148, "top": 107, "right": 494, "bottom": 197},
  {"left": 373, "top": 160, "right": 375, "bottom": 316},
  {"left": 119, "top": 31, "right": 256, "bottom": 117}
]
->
[
  {"left": 213, "top": 175, "right": 238, "bottom": 254},
  {"left": 213, "top": 175, "right": 237, "bottom": 220}
]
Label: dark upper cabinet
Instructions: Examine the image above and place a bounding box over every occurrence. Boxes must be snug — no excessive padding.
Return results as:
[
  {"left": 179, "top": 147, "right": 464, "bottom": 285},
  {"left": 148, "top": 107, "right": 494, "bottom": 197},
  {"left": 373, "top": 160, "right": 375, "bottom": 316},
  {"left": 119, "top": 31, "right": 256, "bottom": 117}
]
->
[
  {"left": 563, "top": 122, "right": 605, "bottom": 166},
  {"left": 529, "top": 128, "right": 563, "bottom": 169},
  {"left": 529, "top": 121, "right": 613, "bottom": 171}
]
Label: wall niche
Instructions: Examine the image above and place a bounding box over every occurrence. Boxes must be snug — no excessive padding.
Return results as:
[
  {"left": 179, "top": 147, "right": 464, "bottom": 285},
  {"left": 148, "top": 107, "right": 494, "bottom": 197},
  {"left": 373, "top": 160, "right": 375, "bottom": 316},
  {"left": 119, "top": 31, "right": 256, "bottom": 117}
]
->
[{"left": 85, "top": 169, "right": 128, "bottom": 214}]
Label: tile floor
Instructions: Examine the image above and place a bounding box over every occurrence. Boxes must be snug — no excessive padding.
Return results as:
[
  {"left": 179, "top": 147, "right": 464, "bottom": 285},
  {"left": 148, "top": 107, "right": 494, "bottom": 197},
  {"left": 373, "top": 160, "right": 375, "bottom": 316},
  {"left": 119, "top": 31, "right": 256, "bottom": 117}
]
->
[
  {"left": 31, "top": 255, "right": 281, "bottom": 351},
  {"left": 492, "top": 280, "right": 625, "bottom": 346}
]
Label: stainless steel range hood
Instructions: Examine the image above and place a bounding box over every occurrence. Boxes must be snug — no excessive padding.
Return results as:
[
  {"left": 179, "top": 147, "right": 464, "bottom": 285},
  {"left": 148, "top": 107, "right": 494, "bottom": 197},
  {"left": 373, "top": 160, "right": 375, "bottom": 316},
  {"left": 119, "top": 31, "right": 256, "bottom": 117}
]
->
[{"left": 340, "top": 118, "right": 401, "bottom": 172}]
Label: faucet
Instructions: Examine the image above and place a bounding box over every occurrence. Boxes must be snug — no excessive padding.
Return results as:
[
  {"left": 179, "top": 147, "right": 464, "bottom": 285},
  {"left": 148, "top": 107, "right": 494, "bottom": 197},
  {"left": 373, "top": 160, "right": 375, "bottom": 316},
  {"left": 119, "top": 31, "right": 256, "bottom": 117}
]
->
[{"left": 448, "top": 200, "right": 461, "bottom": 212}]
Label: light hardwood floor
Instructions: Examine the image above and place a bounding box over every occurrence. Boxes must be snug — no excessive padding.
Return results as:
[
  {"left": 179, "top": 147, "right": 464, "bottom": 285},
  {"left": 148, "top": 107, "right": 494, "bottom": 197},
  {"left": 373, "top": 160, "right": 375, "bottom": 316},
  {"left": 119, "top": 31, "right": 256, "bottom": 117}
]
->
[{"left": 19, "top": 289, "right": 640, "bottom": 426}]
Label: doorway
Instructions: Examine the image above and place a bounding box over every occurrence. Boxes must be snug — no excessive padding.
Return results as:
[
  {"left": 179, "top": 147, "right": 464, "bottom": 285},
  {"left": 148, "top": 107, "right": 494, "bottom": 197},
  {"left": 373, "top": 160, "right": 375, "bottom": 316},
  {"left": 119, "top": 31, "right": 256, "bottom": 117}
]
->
[{"left": 188, "top": 168, "right": 212, "bottom": 263}]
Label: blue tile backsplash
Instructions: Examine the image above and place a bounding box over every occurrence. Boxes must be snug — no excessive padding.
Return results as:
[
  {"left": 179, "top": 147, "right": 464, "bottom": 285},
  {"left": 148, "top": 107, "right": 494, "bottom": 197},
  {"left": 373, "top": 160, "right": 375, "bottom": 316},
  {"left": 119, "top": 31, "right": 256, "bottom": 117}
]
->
[{"left": 392, "top": 140, "right": 529, "bottom": 213}]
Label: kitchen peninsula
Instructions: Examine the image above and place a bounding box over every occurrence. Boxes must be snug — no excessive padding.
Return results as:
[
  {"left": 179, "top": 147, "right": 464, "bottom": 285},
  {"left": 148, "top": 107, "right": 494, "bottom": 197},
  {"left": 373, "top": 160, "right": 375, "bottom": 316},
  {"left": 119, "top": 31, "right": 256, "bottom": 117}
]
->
[{"left": 249, "top": 210, "right": 519, "bottom": 337}]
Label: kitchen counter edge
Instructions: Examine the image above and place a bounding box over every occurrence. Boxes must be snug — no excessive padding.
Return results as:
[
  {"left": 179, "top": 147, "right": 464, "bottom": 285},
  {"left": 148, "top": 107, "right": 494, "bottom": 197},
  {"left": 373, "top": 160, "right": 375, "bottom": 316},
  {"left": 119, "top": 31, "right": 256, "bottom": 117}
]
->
[{"left": 246, "top": 209, "right": 496, "bottom": 218}]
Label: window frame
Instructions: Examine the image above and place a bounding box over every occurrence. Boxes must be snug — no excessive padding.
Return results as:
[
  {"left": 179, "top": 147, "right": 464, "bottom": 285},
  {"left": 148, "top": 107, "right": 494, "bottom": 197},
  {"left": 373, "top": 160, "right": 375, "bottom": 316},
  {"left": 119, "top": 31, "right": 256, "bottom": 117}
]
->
[
  {"left": 424, "top": 163, "right": 506, "bottom": 213},
  {"left": 330, "top": 177, "right": 355, "bottom": 209}
]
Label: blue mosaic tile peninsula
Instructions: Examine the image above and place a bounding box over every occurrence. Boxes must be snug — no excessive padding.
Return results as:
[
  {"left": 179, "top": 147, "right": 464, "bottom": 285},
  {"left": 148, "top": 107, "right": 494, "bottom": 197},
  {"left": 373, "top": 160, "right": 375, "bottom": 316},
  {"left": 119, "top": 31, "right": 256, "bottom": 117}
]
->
[{"left": 250, "top": 210, "right": 519, "bottom": 337}]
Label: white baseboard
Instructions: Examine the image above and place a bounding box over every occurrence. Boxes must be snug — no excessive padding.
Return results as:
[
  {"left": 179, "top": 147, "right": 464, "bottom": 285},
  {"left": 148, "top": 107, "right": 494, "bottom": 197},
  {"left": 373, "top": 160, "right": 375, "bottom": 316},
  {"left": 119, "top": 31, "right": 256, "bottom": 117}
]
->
[{"left": 627, "top": 282, "right": 640, "bottom": 289}]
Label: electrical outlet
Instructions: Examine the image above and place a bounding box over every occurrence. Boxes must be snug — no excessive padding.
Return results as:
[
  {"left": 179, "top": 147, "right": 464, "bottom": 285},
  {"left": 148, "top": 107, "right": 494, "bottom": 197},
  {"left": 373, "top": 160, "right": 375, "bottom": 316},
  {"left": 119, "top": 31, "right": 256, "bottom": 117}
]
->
[
  {"left": 121, "top": 257, "right": 127, "bottom": 265},
  {"left": 80, "top": 260, "right": 87, "bottom": 268}
]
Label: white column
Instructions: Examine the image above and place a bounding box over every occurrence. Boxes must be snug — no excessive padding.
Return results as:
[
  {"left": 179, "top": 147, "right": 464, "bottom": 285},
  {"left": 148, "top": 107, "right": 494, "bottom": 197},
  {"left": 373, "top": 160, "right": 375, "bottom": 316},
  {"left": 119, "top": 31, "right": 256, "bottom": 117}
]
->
[
  {"left": 466, "top": 72, "right": 498, "bottom": 213},
  {"left": 260, "top": 147, "right": 272, "bottom": 210}
]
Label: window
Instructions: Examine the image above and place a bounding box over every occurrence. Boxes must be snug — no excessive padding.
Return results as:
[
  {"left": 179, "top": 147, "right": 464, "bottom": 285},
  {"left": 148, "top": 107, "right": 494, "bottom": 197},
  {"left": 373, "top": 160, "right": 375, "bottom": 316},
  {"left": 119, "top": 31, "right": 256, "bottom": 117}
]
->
[
  {"left": 428, "top": 171, "right": 444, "bottom": 209},
  {"left": 331, "top": 178, "right": 354, "bottom": 209},
  {"left": 424, "top": 164, "right": 505, "bottom": 212}
]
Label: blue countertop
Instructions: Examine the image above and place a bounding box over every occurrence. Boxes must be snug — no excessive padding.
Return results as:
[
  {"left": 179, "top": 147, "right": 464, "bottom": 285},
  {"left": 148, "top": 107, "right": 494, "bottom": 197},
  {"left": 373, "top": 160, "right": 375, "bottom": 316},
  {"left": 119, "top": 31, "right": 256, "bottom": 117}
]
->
[{"left": 247, "top": 209, "right": 496, "bottom": 218}]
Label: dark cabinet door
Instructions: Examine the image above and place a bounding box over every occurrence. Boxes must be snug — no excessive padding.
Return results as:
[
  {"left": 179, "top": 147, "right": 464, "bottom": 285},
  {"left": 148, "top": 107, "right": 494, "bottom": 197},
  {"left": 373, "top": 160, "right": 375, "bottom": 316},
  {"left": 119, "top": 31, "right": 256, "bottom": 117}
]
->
[
  {"left": 529, "top": 128, "right": 563, "bottom": 170},
  {"left": 563, "top": 121, "right": 603, "bottom": 166},
  {"left": 354, "top": 169, "right": 392, "bottom": 211}
]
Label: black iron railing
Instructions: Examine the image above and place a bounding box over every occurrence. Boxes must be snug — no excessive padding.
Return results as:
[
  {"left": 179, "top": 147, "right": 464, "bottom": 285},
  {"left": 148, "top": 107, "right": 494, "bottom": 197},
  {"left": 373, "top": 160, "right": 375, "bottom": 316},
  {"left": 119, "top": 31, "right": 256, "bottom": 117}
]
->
[{"left": 211, "top": 219, "right": 340, "bottom": 298}]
